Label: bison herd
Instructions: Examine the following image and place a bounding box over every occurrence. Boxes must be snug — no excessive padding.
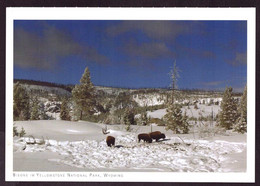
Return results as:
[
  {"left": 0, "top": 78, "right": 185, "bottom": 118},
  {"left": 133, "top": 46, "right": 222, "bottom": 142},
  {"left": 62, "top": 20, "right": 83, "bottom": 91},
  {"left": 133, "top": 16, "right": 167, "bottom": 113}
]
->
[{"left": 106, "top": 131, "right": 166, "bottom": 147}]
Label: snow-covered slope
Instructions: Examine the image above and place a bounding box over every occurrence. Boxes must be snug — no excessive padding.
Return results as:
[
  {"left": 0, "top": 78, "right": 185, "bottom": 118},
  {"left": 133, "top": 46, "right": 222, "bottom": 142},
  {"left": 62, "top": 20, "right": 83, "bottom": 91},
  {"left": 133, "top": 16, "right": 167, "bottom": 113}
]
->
[{"left": 14, "top": 120, "right": 107, "bottom": 141}]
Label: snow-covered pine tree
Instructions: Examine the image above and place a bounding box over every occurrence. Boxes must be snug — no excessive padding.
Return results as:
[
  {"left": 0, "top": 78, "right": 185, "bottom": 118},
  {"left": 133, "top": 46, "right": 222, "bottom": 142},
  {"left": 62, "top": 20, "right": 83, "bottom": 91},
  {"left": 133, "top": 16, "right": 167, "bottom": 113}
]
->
[
  {"left": 30, "top": 97, "right": 40, "bottom": 120},
  {"left": 72, "top": 67, "right": 96, "bottom": 120},
  {"left": 60, "top": 98, "right": 71, "bottom": 121},
  {"left": 13, "top": 82, "right": 30, "bottom": 120},
  {"left": 181, "top": 110, "right": 190, "bottom": 134},
  {"left": 164, "top": 104, "right": 183, "bottom": 134},
  {"left": 218, "top": 87, "right": 239, "bottom": 130},
  {"left": 123, "top": 108, "right": 135, "bottom": 131},
  {"left": 234, "top": 85, "right": 247, "bottom": 133}
]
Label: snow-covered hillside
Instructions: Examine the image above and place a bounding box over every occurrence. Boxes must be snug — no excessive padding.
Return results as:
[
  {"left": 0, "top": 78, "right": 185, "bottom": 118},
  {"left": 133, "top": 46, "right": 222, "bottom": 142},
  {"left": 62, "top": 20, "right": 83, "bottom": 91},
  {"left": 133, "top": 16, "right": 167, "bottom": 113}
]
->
[
  {"left": 133, "top": 94, "right": 165, "bottom": 106},
  {"left": 13, "top": 120, "right": 246, "bottom": 172},
  {"left": 132, "top": 92, "right": 225, "bottom": 107},
  {"left": 95, "top": 86, "right": 136, "bottom": 95},
  {"left": 147, "top": 104, "right": 221, "bottom": 119},
  {"left": 22, "top": 84, "right": 71, "bottom": 96}
]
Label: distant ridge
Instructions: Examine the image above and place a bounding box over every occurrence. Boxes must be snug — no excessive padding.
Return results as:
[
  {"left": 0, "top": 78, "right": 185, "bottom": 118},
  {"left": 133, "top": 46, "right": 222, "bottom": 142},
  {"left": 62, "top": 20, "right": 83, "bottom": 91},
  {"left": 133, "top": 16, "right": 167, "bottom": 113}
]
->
[
  {"left": 14, "top": 79, "right": 74, "bottom": 92},
  {"left": 13, "top": 79, "right": 239, "bottom": 95}
]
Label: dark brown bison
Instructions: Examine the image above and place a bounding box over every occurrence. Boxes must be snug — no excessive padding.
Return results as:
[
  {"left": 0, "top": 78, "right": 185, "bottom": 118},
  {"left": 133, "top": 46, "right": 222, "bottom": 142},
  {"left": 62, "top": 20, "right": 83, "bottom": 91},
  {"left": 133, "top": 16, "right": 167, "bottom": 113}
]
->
[
  {"left": 149, "top": 131, "right": 166, "bottom": 142},
  {"left": 138, "top": 133, "right": 152, "bottom": 143},
  {"left": 106, "top": 136, "right": 115, "bottom": 147}
]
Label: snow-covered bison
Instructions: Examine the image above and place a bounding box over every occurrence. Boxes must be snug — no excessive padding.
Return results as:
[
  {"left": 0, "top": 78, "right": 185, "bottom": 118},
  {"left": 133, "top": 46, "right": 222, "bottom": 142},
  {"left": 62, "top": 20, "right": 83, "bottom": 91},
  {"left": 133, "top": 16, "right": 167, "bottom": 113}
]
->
[
  {"left": 138, "top": 133, "right": 152, "bottom": 143},
  {"left": 149, "top": 131, "right": 166, "bottom": 142},
  {"left": 106, "top": 136, "right": 115, "bottom": 147}
]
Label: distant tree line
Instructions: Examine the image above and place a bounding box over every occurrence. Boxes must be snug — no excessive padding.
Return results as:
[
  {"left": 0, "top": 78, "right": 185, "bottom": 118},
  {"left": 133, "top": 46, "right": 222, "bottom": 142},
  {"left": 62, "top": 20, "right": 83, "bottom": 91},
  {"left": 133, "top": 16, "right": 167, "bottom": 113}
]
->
[{"left": 14, "top": 79, "right": 73, "bottom": 92}]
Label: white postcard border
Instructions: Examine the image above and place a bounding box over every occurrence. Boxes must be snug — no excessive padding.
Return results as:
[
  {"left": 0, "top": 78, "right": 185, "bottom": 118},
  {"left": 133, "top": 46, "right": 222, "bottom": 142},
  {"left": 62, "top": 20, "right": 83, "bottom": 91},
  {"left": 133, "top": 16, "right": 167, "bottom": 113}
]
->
[{"left": 6, "top": 7, "right": 256, "bottom": 182}]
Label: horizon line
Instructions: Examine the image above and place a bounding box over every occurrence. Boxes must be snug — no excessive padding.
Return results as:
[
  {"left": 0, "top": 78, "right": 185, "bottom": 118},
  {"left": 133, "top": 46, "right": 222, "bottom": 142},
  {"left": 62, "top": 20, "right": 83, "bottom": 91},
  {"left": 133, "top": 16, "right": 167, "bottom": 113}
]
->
[{"left": 13, "top": 78, "right": 242, "bottom": 93}]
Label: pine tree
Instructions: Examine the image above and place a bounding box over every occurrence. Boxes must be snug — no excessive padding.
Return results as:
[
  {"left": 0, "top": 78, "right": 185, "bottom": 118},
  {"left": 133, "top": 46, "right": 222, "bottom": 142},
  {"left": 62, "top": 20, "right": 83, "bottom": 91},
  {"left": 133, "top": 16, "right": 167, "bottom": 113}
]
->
[
  {"left": 30, "top": 97, "right": 40, "bottom": 120},
  {"left": 123, "top": 109, "right": 131, "bottom": 131},
  {"left": 123, "top": 108, "right": 135, "bottom": 125},
  {"left": 72, "top": 67, "right": 96, "bottom": 120},
  {"left": 164, "top": 104, "right": 183, "bottom": 134},
  {"left": 123, "top": 108, "right": 135, "bottom": 131},
  {"left": 181, "top": 111, "right": 190, "bottom": 134},
  {"left": 234, "top": 85, "right": 247, "bottom": 133},
  {"left": 218, "top": 87, "right": 239, "bottom": 130},
  {"left": 13, "top": 82, "right": 30, "bottom": 120},
  {"left": 60, "top": 98, "right": 71, "bottom": 121}
]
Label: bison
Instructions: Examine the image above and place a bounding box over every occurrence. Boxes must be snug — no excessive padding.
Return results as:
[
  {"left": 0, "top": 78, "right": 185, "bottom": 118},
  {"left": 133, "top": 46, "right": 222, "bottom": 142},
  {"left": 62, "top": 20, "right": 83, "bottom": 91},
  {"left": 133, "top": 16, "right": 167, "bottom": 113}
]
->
[
  {"left": 138, "top": 133, "right": 152, "bottom": 143},
  {"left": 106, "top": 136, "right": 115, "bottom": 147},
  {"left": 149, "top": 131, "right": 166, "bottom": 142}
]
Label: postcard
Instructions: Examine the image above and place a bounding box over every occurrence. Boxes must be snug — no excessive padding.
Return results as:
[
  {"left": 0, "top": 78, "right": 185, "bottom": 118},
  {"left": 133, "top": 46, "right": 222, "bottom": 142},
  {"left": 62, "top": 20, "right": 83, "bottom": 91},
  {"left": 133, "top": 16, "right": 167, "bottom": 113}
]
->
[{"left": 6, "top": 7, "right": 255, "bottom": 182}]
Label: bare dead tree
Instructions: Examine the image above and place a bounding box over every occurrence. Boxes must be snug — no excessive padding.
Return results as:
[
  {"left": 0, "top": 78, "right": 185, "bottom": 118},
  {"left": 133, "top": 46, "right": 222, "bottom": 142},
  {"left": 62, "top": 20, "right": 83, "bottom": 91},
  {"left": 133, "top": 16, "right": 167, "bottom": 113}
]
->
[{"left": 102, "top": 125, "right": 110, "bottom": 134}]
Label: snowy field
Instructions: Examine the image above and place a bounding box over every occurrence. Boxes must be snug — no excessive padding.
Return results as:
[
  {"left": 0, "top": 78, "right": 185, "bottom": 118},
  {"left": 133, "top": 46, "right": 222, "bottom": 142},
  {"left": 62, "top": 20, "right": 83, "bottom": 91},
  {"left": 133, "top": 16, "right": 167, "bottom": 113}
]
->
[{"left": 13, "top": 120, "right": 246, "bottom": 172}]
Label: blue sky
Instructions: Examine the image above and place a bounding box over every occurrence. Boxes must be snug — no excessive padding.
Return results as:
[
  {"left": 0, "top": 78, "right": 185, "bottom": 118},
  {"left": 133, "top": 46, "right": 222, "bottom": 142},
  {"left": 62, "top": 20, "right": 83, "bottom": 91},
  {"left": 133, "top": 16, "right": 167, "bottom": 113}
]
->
[{"left": 14, "top": 20, "right": 247, "bottom": 91}]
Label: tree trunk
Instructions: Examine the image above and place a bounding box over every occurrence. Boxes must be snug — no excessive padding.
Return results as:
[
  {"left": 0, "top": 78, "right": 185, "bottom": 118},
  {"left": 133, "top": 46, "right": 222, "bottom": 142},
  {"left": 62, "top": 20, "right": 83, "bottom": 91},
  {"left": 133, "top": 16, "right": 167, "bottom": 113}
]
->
[{"left": 80, "top": 110, "right": 83, "bottom": 120}]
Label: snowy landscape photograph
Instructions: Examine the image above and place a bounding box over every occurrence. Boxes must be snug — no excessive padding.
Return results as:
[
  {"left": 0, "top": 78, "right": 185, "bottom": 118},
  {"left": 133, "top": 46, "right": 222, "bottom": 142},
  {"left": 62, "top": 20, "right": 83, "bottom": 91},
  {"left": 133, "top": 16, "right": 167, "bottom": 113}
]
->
[{"left": 6, "top": 8, "right": 256, "bottom": 182}]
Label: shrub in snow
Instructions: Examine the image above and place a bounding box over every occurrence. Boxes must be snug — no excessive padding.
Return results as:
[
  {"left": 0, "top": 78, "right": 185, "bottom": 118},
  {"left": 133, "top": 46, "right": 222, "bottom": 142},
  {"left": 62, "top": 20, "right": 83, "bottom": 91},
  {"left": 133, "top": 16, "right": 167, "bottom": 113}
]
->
[
  {"left": 19, "top": 127, "right": 26, "bottom": 137},
  {"left": 125, "top": 122, "right": 131, "bottom": 132},
  {"left": 196, "top": 123, "right": 225, "bottom": 138},
  {"left": 217, "top": 87, "right": 239, "bottom": 130},
  {"left": 194, "top": 103, "right": 199, "bottom": 110},
  {"left": 233, "top": 85, "right": 247, "bottom": 134}
]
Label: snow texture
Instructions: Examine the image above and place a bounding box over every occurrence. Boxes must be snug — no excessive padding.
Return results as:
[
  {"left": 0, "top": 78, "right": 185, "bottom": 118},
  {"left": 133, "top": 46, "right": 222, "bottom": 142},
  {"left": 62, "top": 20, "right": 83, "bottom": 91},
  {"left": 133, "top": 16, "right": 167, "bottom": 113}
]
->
[{"left": 13, "top": 120, "right": 246, "bottom": 172}]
